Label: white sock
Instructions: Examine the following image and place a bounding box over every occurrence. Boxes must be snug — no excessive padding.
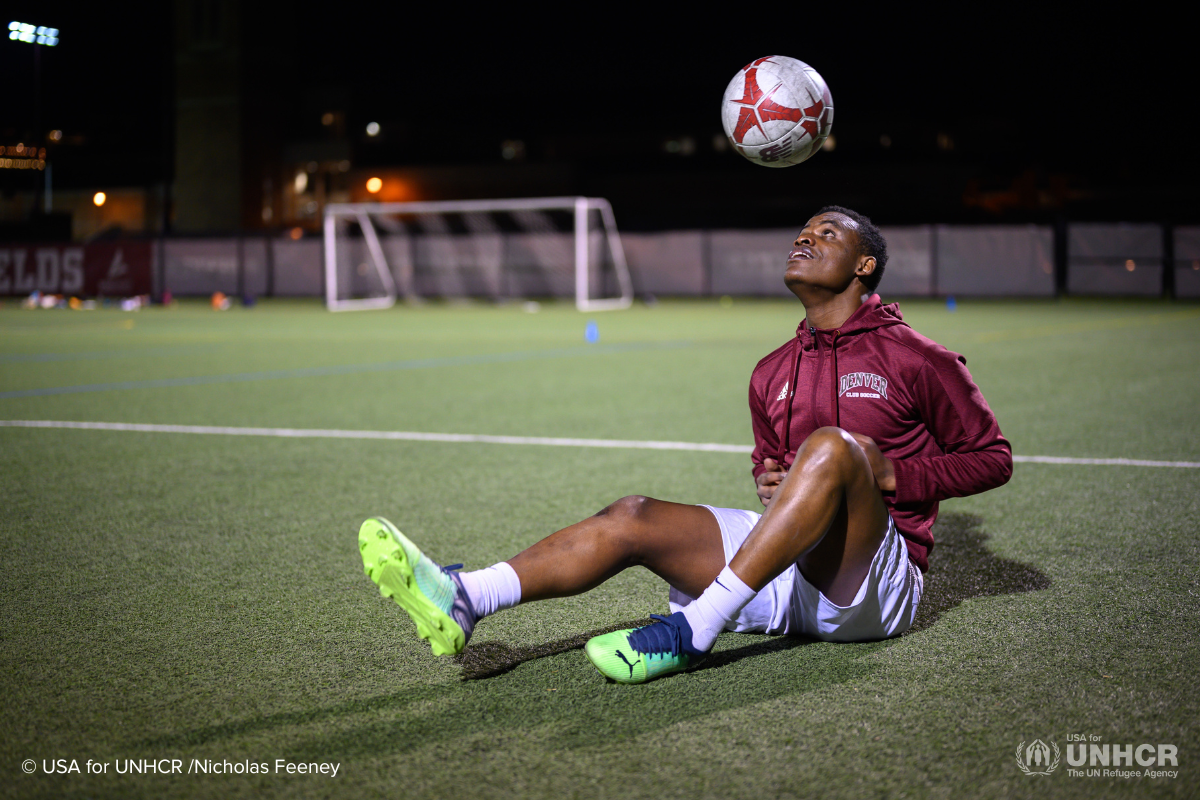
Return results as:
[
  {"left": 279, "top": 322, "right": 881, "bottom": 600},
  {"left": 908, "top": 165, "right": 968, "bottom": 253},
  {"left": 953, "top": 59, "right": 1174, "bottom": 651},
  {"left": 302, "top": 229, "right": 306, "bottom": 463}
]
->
[
  {"left": 680, "top": 565, "right": 757, "bottom": 652},
  {"left": 457, "top": 561, "right": 522, "bottom": 619}
]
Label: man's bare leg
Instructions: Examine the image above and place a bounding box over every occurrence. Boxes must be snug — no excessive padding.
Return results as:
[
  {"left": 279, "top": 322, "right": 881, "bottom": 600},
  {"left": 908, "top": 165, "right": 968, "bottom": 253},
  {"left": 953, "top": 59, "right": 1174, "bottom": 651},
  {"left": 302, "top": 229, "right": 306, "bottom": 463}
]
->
[
  {"left": 507, "top": 426, "right": 886, "bottom": 619},
  {"left": 574, "top": 428, "right": 891, "bottom": 682},
  {"left": 357, "top": 503, "right": 720, "bottom": 662},
  {"left": 734, "top": 426, "right": 890, "bottom": 604},
  {"left": 358, "top": 500, "right": 723, "bottom": 658},
  {"left": 666, "top": 426, "right": 890, "bottom": 656},
  {"left": 732, "top": 428, "right": 890, "bottom": 604},
  {"left": 507, "top": 497, "right": 726, "bottom": 603}
]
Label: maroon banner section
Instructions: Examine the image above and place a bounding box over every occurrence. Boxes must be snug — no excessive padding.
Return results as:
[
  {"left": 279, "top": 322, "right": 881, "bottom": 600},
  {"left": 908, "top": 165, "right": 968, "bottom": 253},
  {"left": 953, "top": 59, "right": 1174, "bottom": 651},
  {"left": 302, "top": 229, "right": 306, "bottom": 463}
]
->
[{"left": 0, "top": 241, "right": 153, "bottom": 297}]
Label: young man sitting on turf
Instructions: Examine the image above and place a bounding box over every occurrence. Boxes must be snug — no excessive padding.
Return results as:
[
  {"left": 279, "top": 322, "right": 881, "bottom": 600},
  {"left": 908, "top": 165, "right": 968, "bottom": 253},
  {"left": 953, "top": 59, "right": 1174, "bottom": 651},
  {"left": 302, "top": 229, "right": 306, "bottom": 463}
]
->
[{"left": 358, "top": 206, "right": 1012, "bottom": 684}]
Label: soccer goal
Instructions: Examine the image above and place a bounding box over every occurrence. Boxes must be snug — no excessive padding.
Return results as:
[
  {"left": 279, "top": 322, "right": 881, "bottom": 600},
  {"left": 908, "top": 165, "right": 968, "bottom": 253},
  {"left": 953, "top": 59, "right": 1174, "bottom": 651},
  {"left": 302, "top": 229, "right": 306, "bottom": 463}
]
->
[{"left": 322, "top": 196, "right": 634, "bottom": 312}]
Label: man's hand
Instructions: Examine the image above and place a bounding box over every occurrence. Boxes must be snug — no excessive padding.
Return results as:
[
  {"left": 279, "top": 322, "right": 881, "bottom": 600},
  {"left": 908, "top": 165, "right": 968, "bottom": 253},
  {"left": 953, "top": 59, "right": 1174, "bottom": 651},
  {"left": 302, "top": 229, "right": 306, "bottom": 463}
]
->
[
  {"left": 849, "top": 433, "right": 896, "bottom": 492},
  {"left": 755, "top": 457, "right": 788, "bottom": 506}
]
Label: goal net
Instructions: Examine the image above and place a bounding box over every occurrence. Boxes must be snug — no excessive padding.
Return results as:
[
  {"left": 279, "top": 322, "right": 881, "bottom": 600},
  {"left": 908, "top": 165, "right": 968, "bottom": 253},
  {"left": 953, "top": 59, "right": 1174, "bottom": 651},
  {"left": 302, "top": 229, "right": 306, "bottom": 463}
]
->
[{"left": 322, "top": 197, "right": 633, "bottom": 312}]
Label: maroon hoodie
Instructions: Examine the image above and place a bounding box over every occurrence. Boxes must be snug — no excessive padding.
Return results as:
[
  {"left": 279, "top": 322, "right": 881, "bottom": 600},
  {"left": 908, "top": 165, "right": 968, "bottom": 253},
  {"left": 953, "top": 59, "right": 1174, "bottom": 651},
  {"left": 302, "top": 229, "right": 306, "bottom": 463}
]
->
[{"left": 749, "top": 295, "right": 1012, "bottom": 572}]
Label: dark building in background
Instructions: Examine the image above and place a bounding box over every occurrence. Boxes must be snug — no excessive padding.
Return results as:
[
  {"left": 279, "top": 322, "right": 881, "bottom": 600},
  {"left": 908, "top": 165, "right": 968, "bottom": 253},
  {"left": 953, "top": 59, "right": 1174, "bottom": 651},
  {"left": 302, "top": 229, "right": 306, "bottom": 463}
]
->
[{"left": 173, "top": 0, "right": 240, "bottom": 233}]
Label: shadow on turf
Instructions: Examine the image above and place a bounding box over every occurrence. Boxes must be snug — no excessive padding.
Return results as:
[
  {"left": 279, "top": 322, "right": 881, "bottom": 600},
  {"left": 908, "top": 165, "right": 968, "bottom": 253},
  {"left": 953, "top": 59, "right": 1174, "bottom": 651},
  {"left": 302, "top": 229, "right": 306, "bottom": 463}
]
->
[
  {"left": 908, "top": 512, "right": 1051, "bottom": 633},
  {"left": 455, "top": 618, "right": 653, "bottom": 679},
  {"left": 457, "top": 620, "right": 813, "bottom": 680},
  {"left": 270, "top": 639, "right": 887, "bottom": 762}
]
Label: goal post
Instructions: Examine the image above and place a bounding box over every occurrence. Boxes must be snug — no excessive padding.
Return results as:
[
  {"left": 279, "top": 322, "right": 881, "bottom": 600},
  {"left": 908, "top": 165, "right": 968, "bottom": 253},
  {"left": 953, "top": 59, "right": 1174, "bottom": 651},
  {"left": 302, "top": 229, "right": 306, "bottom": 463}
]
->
[{"left": 323, "top": 196, "right": 634, "bottom": 312}]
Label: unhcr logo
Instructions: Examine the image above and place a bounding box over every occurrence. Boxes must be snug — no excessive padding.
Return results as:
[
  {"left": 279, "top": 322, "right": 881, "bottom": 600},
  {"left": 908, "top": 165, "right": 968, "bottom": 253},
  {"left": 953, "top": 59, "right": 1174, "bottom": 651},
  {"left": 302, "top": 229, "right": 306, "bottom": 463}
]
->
[{"left": 1015, "top": 739, "right": 1060, "bottom": 776}]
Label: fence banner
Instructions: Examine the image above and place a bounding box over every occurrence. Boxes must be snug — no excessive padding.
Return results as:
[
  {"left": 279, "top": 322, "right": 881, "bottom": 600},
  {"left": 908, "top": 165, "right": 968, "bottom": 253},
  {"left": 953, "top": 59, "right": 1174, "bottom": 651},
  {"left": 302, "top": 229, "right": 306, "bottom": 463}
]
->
[
  {"left": 160, "top": 238, "right": 274, "bottom": 297},
  {"left": 622, "top": 231, "right": 705, "bottom": 296},
  {"left": 1174, "top": 226, "right": 1200, "bottom": 298},
  {"left": 937, "top": 225, "right": 1055, "bottom": 297},
  {"left": 0, "top": 241, "right": 153, "bottom": 296},
  {"left": 1067, "top": 223, "right": 1162, "bottom": 296},
  {"left": 877, "top": 226, "right": 934, "bottom": 296},
  {"left": 709, "top": 229, "right": 796, "bottom": 297}
]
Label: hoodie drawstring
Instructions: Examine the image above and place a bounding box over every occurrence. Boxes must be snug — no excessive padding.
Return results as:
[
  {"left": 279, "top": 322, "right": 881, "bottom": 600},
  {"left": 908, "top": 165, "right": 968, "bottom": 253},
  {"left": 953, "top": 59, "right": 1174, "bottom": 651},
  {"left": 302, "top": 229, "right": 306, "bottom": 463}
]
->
[
  {"left": 830, "top": 329, "right": 841, "bottom": 428},
  {"left": 809, "top": 326, "right": 823, "bottom": 435},
  {"left": 781, "top": 335, "right": 802, "bottom": 461},
  {"left": 781, "top": 325, "right": 844, "bottom": 463}
]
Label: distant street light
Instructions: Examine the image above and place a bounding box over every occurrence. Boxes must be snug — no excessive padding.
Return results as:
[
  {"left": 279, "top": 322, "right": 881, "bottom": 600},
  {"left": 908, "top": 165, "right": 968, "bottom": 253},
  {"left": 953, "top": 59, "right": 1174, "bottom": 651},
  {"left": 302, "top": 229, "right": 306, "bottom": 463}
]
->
[
  {"left": 8, "top": 21, "right": 58, "bottom": 45},
  {"left": 93, "top": 192, "right": 106, "bottom": 207}
]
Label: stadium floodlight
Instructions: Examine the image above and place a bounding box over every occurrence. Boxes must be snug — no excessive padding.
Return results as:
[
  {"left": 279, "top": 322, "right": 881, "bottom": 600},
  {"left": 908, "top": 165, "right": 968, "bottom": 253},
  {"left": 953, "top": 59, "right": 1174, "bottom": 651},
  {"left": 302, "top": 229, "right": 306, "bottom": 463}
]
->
[
  {"left": 8, "top": 22, "right": 59, "bottom": 45},
  {"left": 323, "top": 196, "right": 634, "bottom": 312}
]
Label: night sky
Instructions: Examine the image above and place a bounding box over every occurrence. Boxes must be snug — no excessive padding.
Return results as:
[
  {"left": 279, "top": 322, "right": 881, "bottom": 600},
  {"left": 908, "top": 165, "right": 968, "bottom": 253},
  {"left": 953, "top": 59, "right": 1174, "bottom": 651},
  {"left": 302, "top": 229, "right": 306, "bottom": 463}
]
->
[{"left": 3, "top": 5, "right": 1194, "bottom": 228}]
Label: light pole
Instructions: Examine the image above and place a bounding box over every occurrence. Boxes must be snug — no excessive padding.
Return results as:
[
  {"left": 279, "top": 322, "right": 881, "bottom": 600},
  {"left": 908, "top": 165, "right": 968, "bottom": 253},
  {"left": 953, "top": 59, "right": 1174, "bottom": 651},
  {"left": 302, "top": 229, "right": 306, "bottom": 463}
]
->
[{"left": 8, "top": 21, "right": 59, "bottom": 217}]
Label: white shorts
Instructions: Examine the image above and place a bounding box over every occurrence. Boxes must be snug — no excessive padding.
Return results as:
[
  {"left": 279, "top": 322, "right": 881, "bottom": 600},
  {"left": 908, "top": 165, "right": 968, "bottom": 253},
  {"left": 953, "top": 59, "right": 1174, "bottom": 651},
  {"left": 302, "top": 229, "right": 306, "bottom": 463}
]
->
[{"left": 668, "top": 505, "right": 923, "bottom": 642}]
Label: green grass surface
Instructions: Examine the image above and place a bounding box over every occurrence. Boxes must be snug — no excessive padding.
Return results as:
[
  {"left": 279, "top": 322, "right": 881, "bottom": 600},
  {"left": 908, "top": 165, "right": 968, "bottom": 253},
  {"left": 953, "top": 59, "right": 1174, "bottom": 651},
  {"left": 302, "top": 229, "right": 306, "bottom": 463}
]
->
[{"left": 2, "top": 297, "right": 1198, "bottom": 799}]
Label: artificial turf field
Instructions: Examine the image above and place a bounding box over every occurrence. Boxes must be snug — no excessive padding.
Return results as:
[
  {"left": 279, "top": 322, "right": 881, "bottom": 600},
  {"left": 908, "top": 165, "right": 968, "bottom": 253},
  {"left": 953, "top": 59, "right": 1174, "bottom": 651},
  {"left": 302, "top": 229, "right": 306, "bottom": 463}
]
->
[{"left": 1, "top": 296, "right": 1198, "bottom": 800}]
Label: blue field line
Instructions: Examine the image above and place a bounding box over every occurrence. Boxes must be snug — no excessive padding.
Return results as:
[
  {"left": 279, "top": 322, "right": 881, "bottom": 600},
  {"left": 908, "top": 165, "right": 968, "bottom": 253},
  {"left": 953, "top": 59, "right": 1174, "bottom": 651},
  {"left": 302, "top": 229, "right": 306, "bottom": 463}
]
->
[
  {"left": 0, "top": 345, "right": 219, "bottom": 364},
  {"left": 0, "top": 341, "right": 692, "bottom": 399}
]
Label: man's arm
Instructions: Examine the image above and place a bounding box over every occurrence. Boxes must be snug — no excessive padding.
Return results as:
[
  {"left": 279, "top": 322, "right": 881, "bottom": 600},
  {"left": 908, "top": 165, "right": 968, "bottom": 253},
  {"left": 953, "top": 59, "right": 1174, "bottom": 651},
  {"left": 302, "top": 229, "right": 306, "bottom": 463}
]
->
[
  {"left": 749, "top": 378, "right": 785, "bottom": 505},
  {"left": 887, "top": 354, "right": 1012, "bottom": 505}
]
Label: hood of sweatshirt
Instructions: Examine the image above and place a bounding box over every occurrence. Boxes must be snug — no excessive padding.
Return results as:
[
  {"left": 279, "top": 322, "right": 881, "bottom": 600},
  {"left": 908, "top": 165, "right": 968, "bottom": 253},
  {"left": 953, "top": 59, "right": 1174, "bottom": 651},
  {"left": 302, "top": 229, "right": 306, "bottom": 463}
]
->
[
  {"left": 796, "top": 294, "right": 908, "bottom": 346},
  {"left": 779, "top": 295, "right": 908, "bottom": 450}
]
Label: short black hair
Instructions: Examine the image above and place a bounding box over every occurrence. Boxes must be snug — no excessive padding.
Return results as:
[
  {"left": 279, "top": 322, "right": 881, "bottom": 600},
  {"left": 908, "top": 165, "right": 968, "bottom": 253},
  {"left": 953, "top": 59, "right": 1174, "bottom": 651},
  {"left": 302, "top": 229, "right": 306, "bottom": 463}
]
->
[{"left": 816, "top": 205, "right": 888, "bottom": 293}]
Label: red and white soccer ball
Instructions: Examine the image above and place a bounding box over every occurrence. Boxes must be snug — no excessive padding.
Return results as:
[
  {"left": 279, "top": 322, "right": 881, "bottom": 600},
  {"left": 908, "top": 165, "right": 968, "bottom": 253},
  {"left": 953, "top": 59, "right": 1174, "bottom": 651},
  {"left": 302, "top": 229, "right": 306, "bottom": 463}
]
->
[{"left": 721, "top": 56, "right": 834, "bottom": 168}]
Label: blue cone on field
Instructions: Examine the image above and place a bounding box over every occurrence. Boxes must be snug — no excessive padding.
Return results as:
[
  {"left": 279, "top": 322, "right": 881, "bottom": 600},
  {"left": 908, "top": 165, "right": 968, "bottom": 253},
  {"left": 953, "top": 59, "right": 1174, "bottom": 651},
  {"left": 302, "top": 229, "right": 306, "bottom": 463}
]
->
[{"left": 585, "top": 321, "right": 599, "bottom": 343}]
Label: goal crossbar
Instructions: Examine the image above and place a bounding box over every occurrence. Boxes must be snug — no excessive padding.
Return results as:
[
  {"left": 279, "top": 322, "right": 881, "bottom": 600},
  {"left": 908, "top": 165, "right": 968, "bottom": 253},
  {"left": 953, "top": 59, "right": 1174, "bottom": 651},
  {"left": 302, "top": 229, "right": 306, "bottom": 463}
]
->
[{"left": 323, "top": 196, "right": 633, "bottom": 312}]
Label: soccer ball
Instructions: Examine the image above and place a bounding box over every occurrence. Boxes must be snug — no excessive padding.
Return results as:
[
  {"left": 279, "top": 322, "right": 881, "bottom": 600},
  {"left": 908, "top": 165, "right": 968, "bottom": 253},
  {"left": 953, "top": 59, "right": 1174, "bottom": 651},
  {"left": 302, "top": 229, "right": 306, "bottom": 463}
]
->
[{"left": 721, "top": 56, "right": 833, "bottom": 168}]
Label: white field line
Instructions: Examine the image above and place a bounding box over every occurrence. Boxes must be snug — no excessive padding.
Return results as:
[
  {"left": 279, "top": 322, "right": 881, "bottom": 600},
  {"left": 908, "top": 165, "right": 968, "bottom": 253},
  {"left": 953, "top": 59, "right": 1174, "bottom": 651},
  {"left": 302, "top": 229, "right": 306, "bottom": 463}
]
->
[
  {"left": 1009, "top": 455, "right": 1200, "bottom": 468},
  {"left": 0, "top": 420, "right": 749, "bottom": 453},
  {"left": 1, "top": 420, "right": 1198, "bottom": 467}
]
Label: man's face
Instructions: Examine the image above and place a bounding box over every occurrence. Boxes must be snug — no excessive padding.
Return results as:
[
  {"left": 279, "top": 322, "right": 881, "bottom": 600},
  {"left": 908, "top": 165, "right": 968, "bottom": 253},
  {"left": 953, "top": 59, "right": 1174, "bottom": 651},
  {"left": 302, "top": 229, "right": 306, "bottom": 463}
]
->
[{"left": 784, "top": 212, "right": 871, "bottom": 294}]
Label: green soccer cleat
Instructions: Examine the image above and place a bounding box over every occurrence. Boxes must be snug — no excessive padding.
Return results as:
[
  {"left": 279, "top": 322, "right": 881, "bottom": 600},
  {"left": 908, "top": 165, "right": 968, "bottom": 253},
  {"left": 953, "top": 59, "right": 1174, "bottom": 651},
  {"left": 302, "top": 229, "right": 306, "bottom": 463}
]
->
[
  {"left": 584, "top": 613, "right": 707, "bottom": 684},
  {"left": 358, "top": 517, "right": 478, "bottom": 656}
]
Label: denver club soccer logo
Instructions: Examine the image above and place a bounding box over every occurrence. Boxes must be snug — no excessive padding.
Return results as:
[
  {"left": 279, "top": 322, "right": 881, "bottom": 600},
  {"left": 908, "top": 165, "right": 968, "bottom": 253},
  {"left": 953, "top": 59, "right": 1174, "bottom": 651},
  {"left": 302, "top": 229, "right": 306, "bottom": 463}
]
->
[{"left": 839, "top": 372, "right": 888, "bottom": 400}]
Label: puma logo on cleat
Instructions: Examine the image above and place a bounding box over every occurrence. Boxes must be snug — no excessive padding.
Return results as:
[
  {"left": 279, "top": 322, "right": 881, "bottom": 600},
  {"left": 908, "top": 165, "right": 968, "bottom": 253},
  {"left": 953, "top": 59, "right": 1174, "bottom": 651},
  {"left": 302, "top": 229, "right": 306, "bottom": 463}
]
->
[{"left": 615, "top": 650, "right": 642, "bottom": 678}]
